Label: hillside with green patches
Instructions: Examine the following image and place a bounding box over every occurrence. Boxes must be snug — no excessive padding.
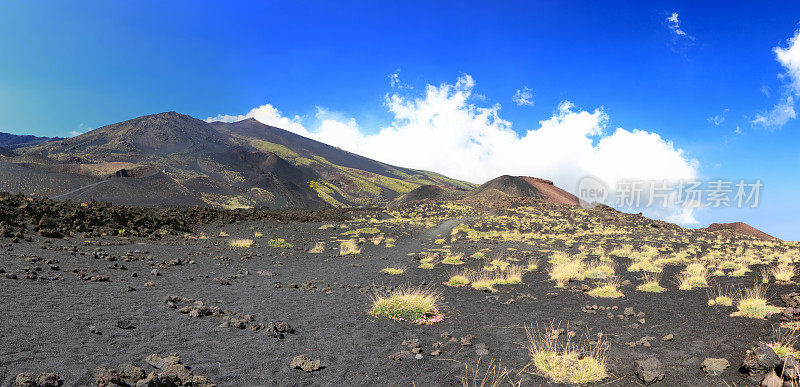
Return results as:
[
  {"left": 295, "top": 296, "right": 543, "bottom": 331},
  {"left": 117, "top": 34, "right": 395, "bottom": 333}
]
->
[{"left": 11, "top": 112, "right": 475, "bottom": 209}]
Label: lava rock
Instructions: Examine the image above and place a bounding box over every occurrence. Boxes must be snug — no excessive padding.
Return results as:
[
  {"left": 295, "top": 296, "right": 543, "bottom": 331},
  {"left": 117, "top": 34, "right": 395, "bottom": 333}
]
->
[
  {"left": 291, "top": 355, "right": 322, "bottom": 372},
  {"left": 701, "top": 358, "right": 730, "bottom": 375},
  {"left": 742, "top": 344, "right": 781, "bottom": 376},
  {"left": 635, "top": 357, "right": 665, "bottom": 384}
]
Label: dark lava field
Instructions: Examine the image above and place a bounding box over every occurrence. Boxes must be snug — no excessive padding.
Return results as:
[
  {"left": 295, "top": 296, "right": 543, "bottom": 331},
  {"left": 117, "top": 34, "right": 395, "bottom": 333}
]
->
[{"left": 1, "top": 196, "right": 799, "bottom": 386}]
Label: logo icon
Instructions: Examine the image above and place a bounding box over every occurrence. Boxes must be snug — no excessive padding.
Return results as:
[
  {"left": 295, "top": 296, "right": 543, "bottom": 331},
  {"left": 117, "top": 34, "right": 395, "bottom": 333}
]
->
[{"left": 576, "top": 176, "right": 609, "bottom": 209}]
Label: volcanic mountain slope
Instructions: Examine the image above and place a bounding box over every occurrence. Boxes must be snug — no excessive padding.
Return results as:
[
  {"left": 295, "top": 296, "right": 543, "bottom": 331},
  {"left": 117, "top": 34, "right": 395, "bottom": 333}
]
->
[
  {"left": 209, "top": 118, "right": 476, "bottom": 206},
  {"left": 465, "top": 175, "right": 581, "bottom": 205},
  {"left": 11, "top": 112, "right": 475, "bottom": 208},
  {"left": 701, "top": 221, "right": 779, "bottom": 240}
]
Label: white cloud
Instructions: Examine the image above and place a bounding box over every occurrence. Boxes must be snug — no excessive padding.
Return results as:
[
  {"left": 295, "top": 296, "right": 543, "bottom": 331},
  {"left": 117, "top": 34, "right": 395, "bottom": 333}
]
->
[
  {"left": 206, "top": 104, "right": 309, "bottom": 136},
  {"left": 775, "top": 28, "right": 800, "bottom": 93},
  {"left": 666, "top": 12, "right": 688, "bottom": 36},
  {"left": 706, "top": 109, "right": 728, "bottom": 126},
  {"left": 388, "top": 69, "right": 412, "bottom": 90},
  {"left": 665, "top": 12, "right": 695, "bottom": 52},
  {"left": 752, "top": 94, "right": 796, "bottom": 127},
  {"left": 212, "top": 74, "right": 699, "bottom": 224},
  {"left": 512, "top": 87, "right": 535, "bottom": 106},
  {"left": 69, "top": 123, "right": 90, "bottom": 137},
  {"left": 754, "top": 27, "right": 800, "bottom": 128}
]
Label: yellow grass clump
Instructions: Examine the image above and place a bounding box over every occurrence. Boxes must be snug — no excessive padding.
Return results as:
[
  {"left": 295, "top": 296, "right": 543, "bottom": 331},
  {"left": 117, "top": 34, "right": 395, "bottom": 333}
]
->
[
  {"left": 229, "top": 238, "right": 253, "bottom": 248},
  {"left": 370, "top": 287, "right": 443, "bottom": 324},
  {"left": 309, "top": 242, "right": 325, "bottom": 253},
  {"left": 339, "top": 239, "right": 361, "bottom": 255},
  {"left": 442, "top": 252, "right": 465, "bottom": 265},
  {"left": 731, "top": 283, "right": 782, "bottom": 319},
  {"left": 771, "top": 263, "right": 796, "bottom": 282},
  {"left": 548, "top": 254, "right": 585, "bottom": 287},
  {"left": 677, "top": 263, "right": 710, "bottom": 290},
  {"left": 587, "top": 277, "right": 624, "bottom": 298},
  {"left": 380, "top": 268, "right": 404, "bottom": 275},
  {"left": 636, "top": 272, "right": 665, "bottom": 293},
  {"left": 525, "top": 323, "right": 608, "bottom": 384}
]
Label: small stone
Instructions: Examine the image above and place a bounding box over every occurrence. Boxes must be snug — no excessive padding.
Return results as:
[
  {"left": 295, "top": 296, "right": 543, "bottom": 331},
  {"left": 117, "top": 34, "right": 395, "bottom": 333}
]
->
[
  {"left": 635, "top": 357, "right": 665, "bottom": 385},
  {"left": 476, "top": 348, "right": 490, "bottom": 356},
  {"left": 624, "top": 307, "right": 635, "bottom": 316},
  {"left": 114, "top": 320, "right": 134, "bottom": 329},
  {"left": 291, "top": 355, "right": 321, "bottom": 372},
  {"left": 89, "top": 325, "right": 101, "bottom": 335},
  {"left": 701, "top": 358, "right": 730, "bottom": 375},
  {"left": 461, "top": 335, "right": 475, "bottom": 346},
  {"left": 431, "top": 349, "right": 441, "bottom": 356},
  {"left": 661, "top": 334, "right": 674, "bottom": 342},
  {"left": 414, "top": 354, "right": 424, "bottom": 360}
]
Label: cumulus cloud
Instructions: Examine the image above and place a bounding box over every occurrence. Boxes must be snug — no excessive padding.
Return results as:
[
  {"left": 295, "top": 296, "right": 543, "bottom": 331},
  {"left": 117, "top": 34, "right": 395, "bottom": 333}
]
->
[
  {"left": 754, "top": 27, "right": 800, "bottom": 128},
  {"left": 205, "top": 104, "right": 309, "bottom": 136},
  {"left": 209, "top": 74, "right": 699, "bottom": 224},
  {"left": 775, "top": 28, "right": 800, "bottom": 93},
  {"left": 512, "top": 87, "right": 535, "bottom": 106}
]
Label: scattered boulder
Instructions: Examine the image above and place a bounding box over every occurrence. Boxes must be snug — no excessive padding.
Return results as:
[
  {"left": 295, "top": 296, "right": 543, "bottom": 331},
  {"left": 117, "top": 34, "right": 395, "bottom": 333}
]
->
[
  {"left": 14, "top": 373, "right": 61, "bottom": 387},
  {"left": 146, "top": 353, "right": 181, "bottom": 370},
  {"left": 93, "top": 367, "right": 124, "bottom": 386},
  {"left": 34, "top": 373, "right": 60, "bottom": 387},
  {"left": 701, "top": 358, "right": 729, "bottom": 375},
  {"left": 118, "top": 363, "right": 146, "bottom": 382},
  {"left": 291, "top": 355, "right": 321, "bottom": 372},
  {"left": 635, "top": 357, "right": 664, "bottom": 384},
  {"left": 14, "top": 374, "right": 36, "bottom": 387},
  {"left": 741, "top": 344, "right": 781, "bottom": 376}
]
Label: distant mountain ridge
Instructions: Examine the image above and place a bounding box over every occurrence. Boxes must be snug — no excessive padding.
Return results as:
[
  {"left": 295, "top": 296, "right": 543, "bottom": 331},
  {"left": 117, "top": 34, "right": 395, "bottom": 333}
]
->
[
  {"left": 6, "top": 111, "right": 476, "bottom": 208},
  {"left": 0, "top": 132, "right": 63, "bottom": 150}
]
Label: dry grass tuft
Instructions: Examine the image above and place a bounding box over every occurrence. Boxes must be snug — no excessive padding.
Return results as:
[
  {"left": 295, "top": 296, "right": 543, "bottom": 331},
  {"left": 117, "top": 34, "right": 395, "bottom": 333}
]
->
[
  {"left": 548, "top": 254, "right": 585, "bottom": 287},
  {"left": 309, "top": 242, "right": 325, "bottom": 253},
  {"left": 706, "top": 285, "right": 734, "bottom": 306},
  {"left": 525, "top": 322, "right": 608, "bottom": 384},
  {"left": 442, "top": 252, "right": 466, "bottom": 265},
  {"left": 446, "top": 270, "right": 471, "bottom": 287},
  {"left": 339, "top": 239, "right": 361, "bottom": 255},
  {"left": 228, "top": 238, "right": 253, "bottom": 248},
  {"left": 460, "top": 358, "right": 520, "bottom": 387},
  {"left": 587, "top": 277, "right": 624, "bottom": 298},
  {"left": 771, "top": 263, "right": 796, "bottom": 282},
  {"left": 731, "top": 283, "right": 782, "bottom": 319},
  {"left": 636, "top": 272, "right": 665, "bottom": 293},
  {"left": 677, "top": 263, "right": 710, "bottom": 290},
  {"left": 380, "top": 268, "right": 404, "bottom": 275},
  {"left": 370, "top": 287, "right": 443, "bottom": 324}
]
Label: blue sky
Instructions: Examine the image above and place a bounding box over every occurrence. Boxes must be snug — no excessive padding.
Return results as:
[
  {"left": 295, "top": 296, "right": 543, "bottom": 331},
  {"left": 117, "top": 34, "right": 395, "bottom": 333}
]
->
[{"left": 1, "top": 1, "right": 799, "bottom": 239}]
